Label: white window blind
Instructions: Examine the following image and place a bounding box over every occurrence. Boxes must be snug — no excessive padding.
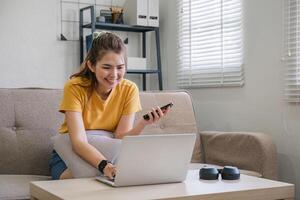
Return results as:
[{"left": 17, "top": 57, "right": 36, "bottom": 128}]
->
[
  {"left": 177, "top": 0, "right": 244, "bottom": 88},
  {"left": 284, "top": 0, "right": 300, "bottom": 102}
]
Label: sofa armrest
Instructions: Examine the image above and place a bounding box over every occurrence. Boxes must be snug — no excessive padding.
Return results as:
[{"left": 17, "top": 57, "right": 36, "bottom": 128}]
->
[{"left": 200, "top": 131, "right": 278, "bottom": 180}]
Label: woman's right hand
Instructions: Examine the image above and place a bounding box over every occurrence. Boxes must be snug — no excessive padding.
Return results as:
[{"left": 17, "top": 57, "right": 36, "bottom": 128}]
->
[{"left": 103, "top": 163, "right": 116, "bottom": 180}]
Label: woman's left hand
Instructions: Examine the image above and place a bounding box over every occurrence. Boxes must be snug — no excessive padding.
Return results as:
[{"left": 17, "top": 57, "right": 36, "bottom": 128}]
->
[
  {"left": 103, "top": 163, "right": 116, "bottom": 180},
  {"left": 115, "top": 105, "right": 172, "bottom": 138},
  {"left": 141, "top": 106, "right": 171, "bottom": 125}
]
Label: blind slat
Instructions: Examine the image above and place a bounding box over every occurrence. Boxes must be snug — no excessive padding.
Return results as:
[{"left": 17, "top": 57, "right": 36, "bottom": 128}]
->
[{"left": 177, "top": 0, "right": 244, "bottom": 88}]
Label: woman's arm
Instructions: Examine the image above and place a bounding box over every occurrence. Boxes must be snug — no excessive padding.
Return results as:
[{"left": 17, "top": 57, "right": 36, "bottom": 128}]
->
[
  {"left": 114, "top": 106, "right": 170, "bottom": 139},
  {"left": 66, "top": 111, "right": 115, "bottom": 178},
  {"left": 114, "top": 113, "right": 144, "bottom": 139}
]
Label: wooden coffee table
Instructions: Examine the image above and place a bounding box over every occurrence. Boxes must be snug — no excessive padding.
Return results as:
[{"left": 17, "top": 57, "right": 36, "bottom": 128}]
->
[{"left": 30, "top": 170, "right": 294, "bottom": 200}]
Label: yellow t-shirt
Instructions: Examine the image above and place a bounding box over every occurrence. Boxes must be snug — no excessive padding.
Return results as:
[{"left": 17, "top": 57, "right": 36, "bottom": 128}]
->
[{"left": 58, "top": 77, "right": 142, "bottom": 133}]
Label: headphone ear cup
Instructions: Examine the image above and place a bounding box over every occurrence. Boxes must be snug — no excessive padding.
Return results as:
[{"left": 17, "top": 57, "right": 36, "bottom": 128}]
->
[
  {"left": 221, "top": 166, "right": 240, "bottom": 180},
  {"left": 199, "top": 166, "right": 219, "bottom": 180}
]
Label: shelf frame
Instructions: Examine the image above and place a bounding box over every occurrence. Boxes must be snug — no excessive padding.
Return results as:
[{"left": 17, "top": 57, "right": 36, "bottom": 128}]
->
[{"left": 79, "top": 6, "right": 162, "bottom": 91}]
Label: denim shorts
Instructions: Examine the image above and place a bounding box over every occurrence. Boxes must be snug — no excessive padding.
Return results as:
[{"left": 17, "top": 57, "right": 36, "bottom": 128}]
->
[{"left": 49, "top": 150, "right": 67, "bottom": 180}]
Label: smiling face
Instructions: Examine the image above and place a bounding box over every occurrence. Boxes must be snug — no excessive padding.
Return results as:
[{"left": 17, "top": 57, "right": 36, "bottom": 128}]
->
[
  {"left": 88, "top": 51, "right": 126, "bottom": 95},
  {"left": 71, "top": 32, "right": 127, "bottom": 98}
]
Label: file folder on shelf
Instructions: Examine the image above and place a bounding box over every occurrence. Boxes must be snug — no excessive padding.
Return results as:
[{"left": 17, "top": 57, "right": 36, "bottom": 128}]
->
[
  {"left": 148, "top": 0, "right": 159, "bottom": 27},
  {"left": 124, "top": 0, "right": 159, "bottom": 27}
]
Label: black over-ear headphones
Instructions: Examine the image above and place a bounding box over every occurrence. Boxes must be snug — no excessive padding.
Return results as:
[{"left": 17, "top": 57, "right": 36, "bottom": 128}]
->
[{"left": 199, "top": 166, "right": 240, "bottom": 180}]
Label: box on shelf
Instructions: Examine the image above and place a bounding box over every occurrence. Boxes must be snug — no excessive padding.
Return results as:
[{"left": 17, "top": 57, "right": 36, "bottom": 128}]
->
[
  {"left": 100, "top": 9, "right": 112, "bottom": 23},
  {"left": 127, "top": 57, "right": 147, "bottom": 70}
]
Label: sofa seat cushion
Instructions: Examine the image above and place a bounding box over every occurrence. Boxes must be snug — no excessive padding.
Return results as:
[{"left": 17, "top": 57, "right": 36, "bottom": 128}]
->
[
  {"left": 189, "top": 163, "right": 262, "bottom": 178},
  {"left": 0, "top": 175, "right": 51, "bottom": 200}
]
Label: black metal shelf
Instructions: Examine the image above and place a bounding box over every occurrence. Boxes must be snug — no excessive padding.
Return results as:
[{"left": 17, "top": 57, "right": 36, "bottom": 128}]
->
[
  {"left": 82, "top": 23, "right": 158, "bottom": 33},
  {"left": 127, "top": 69, "right": 158, "bottom": 74},
  {"left": 79, "top": 6, "right": 162, "bottom": 90}
]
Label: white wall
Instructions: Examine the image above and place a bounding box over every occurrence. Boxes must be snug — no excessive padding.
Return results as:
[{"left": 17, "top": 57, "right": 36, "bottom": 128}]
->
[
  {"left": 160, "top": 0, "right": 300, "bottom": 199},
  {"left": 0, "top": 0, "right": 80, "bottom": 88},
  {"left": 0, "top": 0, "right": 145, "bottom": 89}
]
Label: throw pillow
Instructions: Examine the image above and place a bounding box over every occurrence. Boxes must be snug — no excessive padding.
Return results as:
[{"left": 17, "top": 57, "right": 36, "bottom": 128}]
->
[{"left": 52, "top": 130, "right": 121, "bottom": 178}]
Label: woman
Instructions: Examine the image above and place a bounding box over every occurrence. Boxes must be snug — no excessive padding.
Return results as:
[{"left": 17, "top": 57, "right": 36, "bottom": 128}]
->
[{"left": 49, "top": 32, "right": 170, "bottom": 180}]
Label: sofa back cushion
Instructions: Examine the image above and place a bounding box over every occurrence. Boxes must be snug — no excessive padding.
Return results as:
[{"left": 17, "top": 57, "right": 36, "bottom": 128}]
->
[
  {"left": 0, "top": 89, "right": 64, "bottom": 175},
  {"left": 0, "top": 89, "right": 201, "bottom": 175}
]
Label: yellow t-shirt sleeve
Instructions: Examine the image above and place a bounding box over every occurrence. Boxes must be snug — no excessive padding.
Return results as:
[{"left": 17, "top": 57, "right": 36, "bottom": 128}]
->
[
  {"left": 59, "top": 82, "right": 84, "bottom": 113},
  {"left": 122, "top": 83, "right": 142, "bottom": 115}
]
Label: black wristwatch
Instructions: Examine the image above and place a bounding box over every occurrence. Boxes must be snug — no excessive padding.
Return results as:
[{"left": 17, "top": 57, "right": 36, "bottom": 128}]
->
[{"left": 98, "top": 160, "right": 110, "bottom": 174}]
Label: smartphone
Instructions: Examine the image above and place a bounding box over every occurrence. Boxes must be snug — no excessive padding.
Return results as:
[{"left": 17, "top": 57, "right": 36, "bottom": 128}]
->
[{"left": 143, "top": 102, "right": 173, "bottom": 120}]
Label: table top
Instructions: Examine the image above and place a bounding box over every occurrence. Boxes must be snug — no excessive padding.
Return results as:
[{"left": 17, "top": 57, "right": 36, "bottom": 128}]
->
[{"left": 30, "top": 170, "right": 294, "bottom": 200}]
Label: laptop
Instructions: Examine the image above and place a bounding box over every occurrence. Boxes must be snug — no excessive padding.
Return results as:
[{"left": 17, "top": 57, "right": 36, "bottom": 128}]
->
[{"left": 95, "top": 133, "right": 196, "bottom": 187}]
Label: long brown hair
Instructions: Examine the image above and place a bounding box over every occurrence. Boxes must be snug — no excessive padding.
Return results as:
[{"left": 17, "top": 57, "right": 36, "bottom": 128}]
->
[{"left": 71, "top": 32, "right": 127, "bottom": 95}]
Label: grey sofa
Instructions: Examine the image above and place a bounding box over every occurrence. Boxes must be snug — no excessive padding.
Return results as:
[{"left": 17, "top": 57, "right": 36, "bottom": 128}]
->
[{"left": 0, "top": 88, "right": 278, "bottom": 200}]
